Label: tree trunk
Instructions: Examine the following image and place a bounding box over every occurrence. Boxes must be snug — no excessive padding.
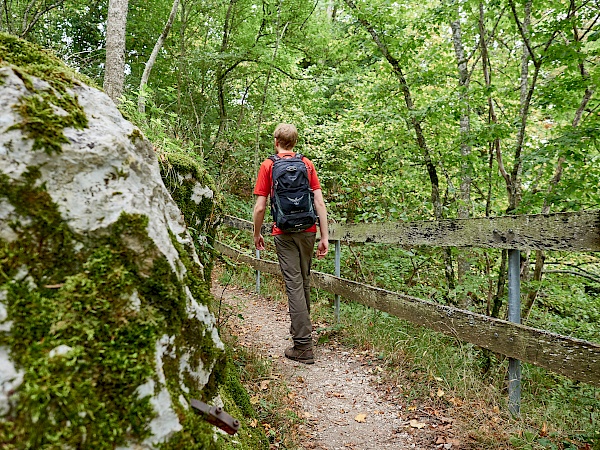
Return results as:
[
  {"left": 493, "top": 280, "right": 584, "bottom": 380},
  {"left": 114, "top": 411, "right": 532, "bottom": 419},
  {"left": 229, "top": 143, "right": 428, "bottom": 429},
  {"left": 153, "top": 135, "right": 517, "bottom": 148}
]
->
[
  {"left": 523, "top": 3, "right": 595, "bottom": 320},
  {"left": 213, "top": 0, "right": 237, "bottom": 148},
  {"left": 342, "top": 0, "right": 441, "bottom": 220},
  {"left": 507, "top": 0, "right": 532, "bottom": 212},
  {"left": 254, "top": 1, "right": 288, "bottom": 176},
  {"left": 450, "top": 18, "right": 472, "bottom": 301},
  {"left": 138, "top": 0, "right": 180, "bottom": 114},
  {"left": 342, "top": 0, "right": 452, "bottom": 293},
  {"left": 104, "top": 0, "right": 129, "bottom": 104}
]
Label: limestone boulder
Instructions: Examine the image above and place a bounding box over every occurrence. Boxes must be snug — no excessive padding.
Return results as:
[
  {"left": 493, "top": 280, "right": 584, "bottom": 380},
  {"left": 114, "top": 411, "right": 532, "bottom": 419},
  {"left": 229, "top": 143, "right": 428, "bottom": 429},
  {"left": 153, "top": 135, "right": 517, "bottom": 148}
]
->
[{"left": 0, "top": 33, "right": 226, "bottom": 449}]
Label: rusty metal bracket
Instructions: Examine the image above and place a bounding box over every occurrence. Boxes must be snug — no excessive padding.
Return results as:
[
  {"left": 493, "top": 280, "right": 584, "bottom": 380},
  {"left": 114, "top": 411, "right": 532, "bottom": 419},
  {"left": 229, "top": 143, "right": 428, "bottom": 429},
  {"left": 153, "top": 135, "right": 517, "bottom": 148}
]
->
[{"left": 190, "top": 399, "right": 240, "bottom": 435}]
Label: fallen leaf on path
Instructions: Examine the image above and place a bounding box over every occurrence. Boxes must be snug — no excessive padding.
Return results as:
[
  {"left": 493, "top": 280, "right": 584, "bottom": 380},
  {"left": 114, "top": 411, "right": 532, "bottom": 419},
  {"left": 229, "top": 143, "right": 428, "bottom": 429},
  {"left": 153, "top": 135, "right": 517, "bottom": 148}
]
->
[
  {"left": 249, "top": 419, "right": 258, "bottom": 428},
  {"left": 437, "top": 389, "right": 445, "bottom": 397},
  {"left": 326, "top": 391, "right": 345, "bottom": 398},
  {"left": 409, "top": 419, "right": 426, "bottom": 429},
  {"left": 354, "top": 413, "right": 367, "bottom": 423},
  {"left": 250, "top": 395, "right": 260, "bottom": 405},
  {"left": 448, "top": 397, "right": 463, "bottom": 406},
  {"left": 260, "top": 380, "right": 270, "bottom": 390}
]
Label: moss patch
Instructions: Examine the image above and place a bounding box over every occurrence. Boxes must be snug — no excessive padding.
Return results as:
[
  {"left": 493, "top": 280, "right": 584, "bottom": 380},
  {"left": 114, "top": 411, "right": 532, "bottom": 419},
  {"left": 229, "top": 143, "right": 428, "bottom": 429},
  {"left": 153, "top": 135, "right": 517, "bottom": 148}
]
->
[
  {"left": 0, "top": 32, "right": 95, "bottom": 88},
  {"left": 0, "top": 168, "right": 224, "bottom": 448},
  {"left": 217, "top": 354, "right": 270, "bottom": 450},
  {"left": 159, "top": 151, "right": 221, "bottom": 283},
  {"left": 0, "top": 32, "right": 89, "bottom": 154}
]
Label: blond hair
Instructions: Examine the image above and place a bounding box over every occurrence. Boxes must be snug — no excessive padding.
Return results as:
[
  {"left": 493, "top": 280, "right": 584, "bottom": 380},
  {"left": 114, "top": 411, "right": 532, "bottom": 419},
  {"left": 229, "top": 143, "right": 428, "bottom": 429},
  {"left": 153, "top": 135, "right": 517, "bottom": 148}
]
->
[{"left": 273, "top": 123, "right": 298, "bottom": 150}]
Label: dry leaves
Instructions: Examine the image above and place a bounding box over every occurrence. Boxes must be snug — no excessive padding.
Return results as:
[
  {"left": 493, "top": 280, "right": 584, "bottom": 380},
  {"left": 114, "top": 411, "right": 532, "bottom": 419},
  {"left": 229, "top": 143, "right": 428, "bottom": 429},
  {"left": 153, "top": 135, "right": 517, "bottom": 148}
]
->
[
  {"left": 354, "top": 413, "right": 367, "bottom": 423},
  {"left": 326, "top": 391, "right": 345, "bottom": 398},
  {"left": 409, "top": 419, "right": 426, "bottom": 429}
]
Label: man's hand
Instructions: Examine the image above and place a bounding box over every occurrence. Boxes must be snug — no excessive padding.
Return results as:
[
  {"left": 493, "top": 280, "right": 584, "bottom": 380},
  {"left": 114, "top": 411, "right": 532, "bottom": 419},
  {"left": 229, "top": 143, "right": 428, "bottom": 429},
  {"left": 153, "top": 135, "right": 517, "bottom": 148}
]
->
[
  {"left": 254, "top": 234, "right": 265, "bottom": 251},
  {"left": 316, "top": 239, "right": 329, "bottom": 259},
  {"left": 253, "top": 196, "right": 267, "bottom": 251}
]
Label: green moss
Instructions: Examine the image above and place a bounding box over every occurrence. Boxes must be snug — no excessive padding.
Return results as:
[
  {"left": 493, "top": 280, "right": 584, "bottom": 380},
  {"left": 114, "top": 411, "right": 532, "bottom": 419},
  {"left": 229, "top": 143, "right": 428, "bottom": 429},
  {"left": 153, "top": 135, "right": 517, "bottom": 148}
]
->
[
  {"left": 129, "top": 128, "right": 144, "bottom": 142},
  {"left": 158, "top": 416, "right": 218, "bottom": 450},
  {"left": 159, "top": 151, "right": 221, "bottom": 283},
  {"left": 0, "top": 169, "right": 225, "bottom": 448},
  {"left": 217, "top": 355, "right": 270, "bottom": 450},
  {"left": 0, "top": 210, "right": 159, "bottom": 447},
  {"left": 0, "top": 32, "right": 96, "bottom": 88},
  {"left": 9, "top": 89, "right": 88, "bottom": 154},
  {"left": 0, "top": 32, "right": 89, "bottom": 154}
]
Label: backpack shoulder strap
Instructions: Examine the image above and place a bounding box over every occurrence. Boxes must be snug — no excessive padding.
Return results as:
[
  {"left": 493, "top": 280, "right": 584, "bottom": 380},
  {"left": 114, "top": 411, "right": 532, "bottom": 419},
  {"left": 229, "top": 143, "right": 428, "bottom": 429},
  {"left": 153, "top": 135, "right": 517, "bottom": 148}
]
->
[{"left": 268, "top": 154, "right": 279, "bottom": 162}]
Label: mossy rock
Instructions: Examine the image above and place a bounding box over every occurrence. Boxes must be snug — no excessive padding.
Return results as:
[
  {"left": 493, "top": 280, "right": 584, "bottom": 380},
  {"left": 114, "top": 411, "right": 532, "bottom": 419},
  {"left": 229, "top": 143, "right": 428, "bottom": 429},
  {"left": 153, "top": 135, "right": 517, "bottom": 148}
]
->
[
  {"left": 0, "top": 33, "right": 260, "bottom": 449},
  {"left": 159, "top": 151, "right": 222, "bottom": 283}
]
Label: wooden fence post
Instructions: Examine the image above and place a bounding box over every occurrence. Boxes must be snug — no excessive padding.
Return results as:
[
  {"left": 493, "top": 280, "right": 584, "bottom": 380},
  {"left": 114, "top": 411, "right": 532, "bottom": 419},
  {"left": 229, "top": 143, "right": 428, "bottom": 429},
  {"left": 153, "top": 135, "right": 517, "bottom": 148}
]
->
[
  {"left": 508, "top": 248, "right": 521, "bottom": 416},
  {"left": 334, "top": 240, "right": 341, "bottom": 322}
]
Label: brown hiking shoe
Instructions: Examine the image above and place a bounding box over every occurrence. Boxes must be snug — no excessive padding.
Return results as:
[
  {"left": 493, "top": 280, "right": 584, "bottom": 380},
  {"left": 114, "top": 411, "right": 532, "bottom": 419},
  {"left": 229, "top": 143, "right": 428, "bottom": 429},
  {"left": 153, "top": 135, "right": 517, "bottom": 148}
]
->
[{"left": 284, "top": 346, "right": 314, "bottom": 364}]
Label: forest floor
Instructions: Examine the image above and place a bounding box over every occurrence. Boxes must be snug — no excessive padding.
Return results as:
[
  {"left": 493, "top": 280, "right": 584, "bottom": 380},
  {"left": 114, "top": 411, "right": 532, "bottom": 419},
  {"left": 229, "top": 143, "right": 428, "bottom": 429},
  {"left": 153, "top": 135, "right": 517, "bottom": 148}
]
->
[{"left": 212, "top": 278, "right": 463, "bottom": 450}]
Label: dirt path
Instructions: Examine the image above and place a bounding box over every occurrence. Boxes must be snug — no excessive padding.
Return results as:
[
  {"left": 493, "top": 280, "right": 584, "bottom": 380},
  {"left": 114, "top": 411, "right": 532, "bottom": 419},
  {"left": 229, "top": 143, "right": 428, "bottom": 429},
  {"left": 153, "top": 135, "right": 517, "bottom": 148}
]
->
[{"left": 212, "top": 282, "right": 457, "bottom": 449}]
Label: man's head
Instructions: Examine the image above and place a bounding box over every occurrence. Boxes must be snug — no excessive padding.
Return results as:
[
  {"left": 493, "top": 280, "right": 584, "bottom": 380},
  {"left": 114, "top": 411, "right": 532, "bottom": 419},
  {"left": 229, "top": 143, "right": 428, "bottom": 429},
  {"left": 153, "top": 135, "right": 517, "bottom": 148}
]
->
[{"left": 273, "top": 123, "right": 298, "bottom": 150}]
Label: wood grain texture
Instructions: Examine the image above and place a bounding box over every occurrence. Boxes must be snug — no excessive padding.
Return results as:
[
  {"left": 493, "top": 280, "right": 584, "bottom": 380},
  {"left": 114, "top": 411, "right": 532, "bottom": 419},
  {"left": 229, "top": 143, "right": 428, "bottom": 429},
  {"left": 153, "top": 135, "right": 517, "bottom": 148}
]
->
[{"left": 328, "top": 210, "right": 600, "bottom": 251}]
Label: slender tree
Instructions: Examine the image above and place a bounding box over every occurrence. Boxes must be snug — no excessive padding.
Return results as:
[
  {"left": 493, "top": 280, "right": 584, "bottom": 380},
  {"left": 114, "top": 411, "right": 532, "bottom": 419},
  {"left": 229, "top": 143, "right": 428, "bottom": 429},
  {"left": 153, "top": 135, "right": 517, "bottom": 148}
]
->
[
  {"left": 450, "top": 15, "right": 472, "bottom": 298},
  {"left": 138, "top": 0, "right": 180, "bottom": 113},
  {"left": 104, "top": 0, "right": 129, "bottom": 104}
]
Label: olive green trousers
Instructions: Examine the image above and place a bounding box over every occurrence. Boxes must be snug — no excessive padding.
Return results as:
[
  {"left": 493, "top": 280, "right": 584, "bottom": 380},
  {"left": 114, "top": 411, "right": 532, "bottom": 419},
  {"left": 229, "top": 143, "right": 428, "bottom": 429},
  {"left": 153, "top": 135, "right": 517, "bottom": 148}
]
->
[{"left": 274, "top": 232, "right": 316, "bottom": 351}]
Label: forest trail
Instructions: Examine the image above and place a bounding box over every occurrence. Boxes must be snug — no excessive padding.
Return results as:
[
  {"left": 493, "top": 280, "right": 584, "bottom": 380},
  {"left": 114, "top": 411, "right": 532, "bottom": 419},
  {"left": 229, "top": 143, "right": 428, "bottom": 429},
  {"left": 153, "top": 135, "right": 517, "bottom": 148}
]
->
[{"left": 212, "top": 280, "right": 460, "bottom": 450}]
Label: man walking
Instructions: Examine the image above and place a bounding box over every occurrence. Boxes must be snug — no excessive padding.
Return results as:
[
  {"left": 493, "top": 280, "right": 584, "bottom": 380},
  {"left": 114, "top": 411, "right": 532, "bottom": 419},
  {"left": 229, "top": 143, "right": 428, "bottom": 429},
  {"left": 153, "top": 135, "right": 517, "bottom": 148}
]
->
[{"left": 253, "top": 123, "right": 329, "bottom": 364}]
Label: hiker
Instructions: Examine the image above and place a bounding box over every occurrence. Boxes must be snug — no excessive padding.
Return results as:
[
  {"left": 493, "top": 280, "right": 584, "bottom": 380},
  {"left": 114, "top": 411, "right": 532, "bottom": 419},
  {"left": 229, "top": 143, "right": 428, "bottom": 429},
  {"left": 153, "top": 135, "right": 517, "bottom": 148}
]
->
[{"left": 253, "top": 123, "right": 329, "bottom": 364}]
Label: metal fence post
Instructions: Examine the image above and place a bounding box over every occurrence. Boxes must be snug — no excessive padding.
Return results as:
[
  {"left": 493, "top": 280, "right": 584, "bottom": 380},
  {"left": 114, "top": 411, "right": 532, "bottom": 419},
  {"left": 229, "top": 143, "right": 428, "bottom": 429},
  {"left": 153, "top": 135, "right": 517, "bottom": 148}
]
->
[
  {"left": 334, "top": 240, "right": 341, "bottom": 323},
  {"left": 508, "top": 248, "right": 521, "bottom": 416},
  {"left": 255, "top": 249, "right": 261, "bottom": 294}
]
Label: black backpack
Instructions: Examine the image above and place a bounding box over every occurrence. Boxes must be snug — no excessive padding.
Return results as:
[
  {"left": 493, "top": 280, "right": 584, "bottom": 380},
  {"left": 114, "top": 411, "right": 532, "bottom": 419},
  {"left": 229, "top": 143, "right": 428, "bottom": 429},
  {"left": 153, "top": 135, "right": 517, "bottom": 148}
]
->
[{"left": 269, "top": 153, "right": 317, "bottom": 232}]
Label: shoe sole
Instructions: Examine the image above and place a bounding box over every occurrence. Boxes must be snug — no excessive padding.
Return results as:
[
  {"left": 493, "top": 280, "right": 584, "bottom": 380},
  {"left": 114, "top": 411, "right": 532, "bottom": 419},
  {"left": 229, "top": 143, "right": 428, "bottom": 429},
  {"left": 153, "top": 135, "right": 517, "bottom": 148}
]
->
[{"left": 284, "top": 355, "right": 315, "bottom": 364}]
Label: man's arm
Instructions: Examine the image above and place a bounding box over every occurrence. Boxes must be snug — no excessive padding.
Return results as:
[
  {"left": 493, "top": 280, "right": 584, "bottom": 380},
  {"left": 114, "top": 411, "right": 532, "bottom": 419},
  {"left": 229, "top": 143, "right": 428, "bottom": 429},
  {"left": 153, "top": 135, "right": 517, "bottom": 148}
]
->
[
  {"left": 313, "top": 189, "right": 329, "bottom": 259},
  {"left": 253, "top": 195, "right": 267, "bottom": 250}
]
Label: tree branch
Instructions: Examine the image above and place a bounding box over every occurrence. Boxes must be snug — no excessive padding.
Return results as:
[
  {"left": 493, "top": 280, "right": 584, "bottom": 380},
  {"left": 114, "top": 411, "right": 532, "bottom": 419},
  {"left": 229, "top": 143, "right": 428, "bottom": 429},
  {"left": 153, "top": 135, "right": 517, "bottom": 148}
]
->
[
  {"left": 543, "top": 269, "right": 600, "bottom": 283},
  {"left": 20, "top": 0, "right": 64, "bottom": 38}
]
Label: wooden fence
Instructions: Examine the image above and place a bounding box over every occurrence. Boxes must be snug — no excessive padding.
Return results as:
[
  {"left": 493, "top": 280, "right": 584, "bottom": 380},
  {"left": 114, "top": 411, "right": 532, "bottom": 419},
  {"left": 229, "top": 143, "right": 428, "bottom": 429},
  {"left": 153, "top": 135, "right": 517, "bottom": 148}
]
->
[{"left": 217, "top": 211, "right": 600, "bottom": 413}]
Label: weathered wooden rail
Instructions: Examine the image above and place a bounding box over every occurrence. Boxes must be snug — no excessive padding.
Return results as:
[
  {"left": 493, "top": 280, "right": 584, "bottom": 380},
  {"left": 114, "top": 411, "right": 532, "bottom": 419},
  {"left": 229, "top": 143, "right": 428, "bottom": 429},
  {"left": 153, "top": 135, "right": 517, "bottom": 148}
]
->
[
  {"left": 222, "top": 210, "right": 600, "bottom": 250},
  {"left": 217, "top": 211, "right": 600, "bottom": 412}
]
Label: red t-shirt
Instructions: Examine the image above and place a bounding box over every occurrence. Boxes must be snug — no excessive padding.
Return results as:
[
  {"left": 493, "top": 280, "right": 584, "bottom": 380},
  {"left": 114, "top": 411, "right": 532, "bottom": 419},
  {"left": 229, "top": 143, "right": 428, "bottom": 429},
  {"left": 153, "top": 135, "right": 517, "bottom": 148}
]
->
[{"left": 254, "top": 151, "right": 321, "bottom": 235}]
